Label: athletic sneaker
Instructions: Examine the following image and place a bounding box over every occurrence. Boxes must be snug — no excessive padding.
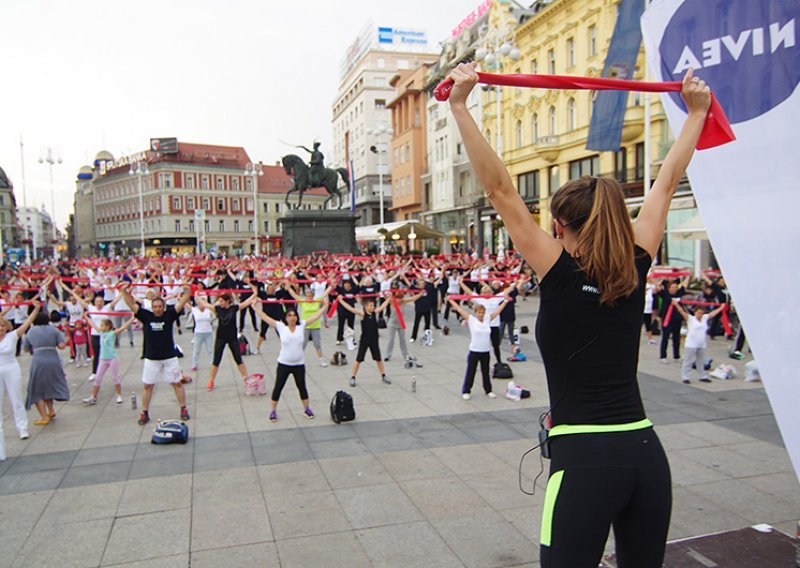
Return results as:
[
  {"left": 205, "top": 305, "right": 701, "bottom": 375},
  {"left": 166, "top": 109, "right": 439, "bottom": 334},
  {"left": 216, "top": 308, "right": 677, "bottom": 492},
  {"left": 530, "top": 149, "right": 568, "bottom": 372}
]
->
[
  {"left": 137, "top": 411, "right": 150, "bottom": 425},
  {"left": 699, "top": 377, "right": 711, "bottom": 383},
  {"left": 269, "top": 410, "right": 278, "bottom": 422},
  {"left": 349, "top": 377, "right": 357, "bottom": 387},
  {"left": 254, "top": 348, "right": 261, "bottom": 355},
  {"left": 190, "top": 366, "right": 197, "bottom": 372},
  {"left": 462, "top": 393, "right": 471, "bottom": 400},
  {"left": 304, "top": 407, "right": 315, "bottom": 419},
  {"left": 68, "top": 358, "right": 74, "bottom": 364},
  {"left": 648, "top": 339, "right": 657, "bottom": 344},
  {"left": 383, "top": 356, "right": 391, "bottom": 362},
  {"left": 87, "top": 373, "right": 96, "bottom": 382},
  {"left": 19, "top": 430, "right": 29, "bottom": 440},
  {"left": 409, "top": 338, "right": 415, "bottom": 343},
  {"left": 319, "top": 358, "right": 328, "bottom": 367},
  {"left": 82, "top": 397, "right": 97, "bottom": 405},
  {"left": 486, "top": 392, "right": 497, "bottom": 399},
  {"left": 206, "top": 380, "right": 215, "bottom": 391},
  {"left": 659, "top": 358, "right": 669, "bottom": 364},
  {"left": 682, "top": 379, "right": 690, "bottom": 384},
  {"left": 180, "top": 406, "right": 191, "bottom": 420},
  {"left": 116, "top": 395, "right": 123, "bottom": 404},
  {"left": 382, "top": 375, "right": 392, "bottom": 385}
]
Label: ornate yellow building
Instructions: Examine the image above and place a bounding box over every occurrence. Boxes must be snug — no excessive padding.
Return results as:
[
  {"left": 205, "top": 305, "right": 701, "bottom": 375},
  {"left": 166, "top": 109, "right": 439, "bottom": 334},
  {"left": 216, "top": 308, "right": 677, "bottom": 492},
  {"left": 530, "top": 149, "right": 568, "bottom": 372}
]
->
[{"left": 485, "top": 0, "right": 673, "bottom": 232}]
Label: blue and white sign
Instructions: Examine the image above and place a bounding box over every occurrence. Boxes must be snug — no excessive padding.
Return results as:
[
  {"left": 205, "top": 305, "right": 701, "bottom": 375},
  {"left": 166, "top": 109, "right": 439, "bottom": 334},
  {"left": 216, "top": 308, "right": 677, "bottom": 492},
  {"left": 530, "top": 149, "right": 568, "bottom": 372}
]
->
[
  {"left": 377, "top": 27, "right": 428, "bottom": 46},
  {"left": 643, "top": 0, "right": 800, "bottom": 480}
]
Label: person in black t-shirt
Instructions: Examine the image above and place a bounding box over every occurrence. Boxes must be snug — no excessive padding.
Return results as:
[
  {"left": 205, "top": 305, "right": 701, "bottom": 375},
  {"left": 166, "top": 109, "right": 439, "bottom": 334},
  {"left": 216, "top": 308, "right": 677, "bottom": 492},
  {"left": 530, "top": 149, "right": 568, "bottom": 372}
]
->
[
  {"left": 337, "top": 297, "right": 391, "bottom": 387},
  {"left": 195, "top": 291, "right": 259, "bottom": 391},
  {"left": 656, "top": 276, "right": 689, "bottom": 362},
  {"left": 447, "top": 62, "right": 711, "bottom": 567},
  {"left": 254, "top": 281, "right": 288, "bottom": 354},
  {"left": 121, "top": 283, "right": 192, "bottom": 426},
  {"left": 334, "top": 279, "right": 358, "bottom": 344},
  {"left": 236, "top": 272, "right": 259, "bottom": 333}
]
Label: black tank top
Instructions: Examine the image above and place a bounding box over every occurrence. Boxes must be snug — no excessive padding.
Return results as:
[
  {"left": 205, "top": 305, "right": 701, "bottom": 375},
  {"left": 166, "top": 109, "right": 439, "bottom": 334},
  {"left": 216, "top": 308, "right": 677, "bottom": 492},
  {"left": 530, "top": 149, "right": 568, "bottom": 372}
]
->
[
  {"left": 361, "top": 312, "right": 378, "bottom": 337},
  {"left": 535, "top": 246, "right": 651, "bottom": 426}
]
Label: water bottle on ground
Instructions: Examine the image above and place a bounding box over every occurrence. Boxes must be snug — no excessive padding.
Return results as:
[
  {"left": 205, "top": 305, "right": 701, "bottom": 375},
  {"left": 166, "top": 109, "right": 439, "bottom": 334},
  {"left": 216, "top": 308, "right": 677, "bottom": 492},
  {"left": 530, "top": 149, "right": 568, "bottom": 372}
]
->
[
  {"left": 411, "top": 376, "right": 416, "bottom": 393},
  {"left": 131, "top": 392, "right": 137, "bottom": 410}
]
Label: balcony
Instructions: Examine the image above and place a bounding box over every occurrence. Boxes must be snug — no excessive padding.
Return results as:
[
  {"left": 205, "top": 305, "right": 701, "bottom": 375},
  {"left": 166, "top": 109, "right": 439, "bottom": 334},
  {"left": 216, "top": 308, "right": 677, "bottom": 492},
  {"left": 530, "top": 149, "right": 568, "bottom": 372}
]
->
[{"left": 534, "top": 135, "right": 560, "bottom": 163}]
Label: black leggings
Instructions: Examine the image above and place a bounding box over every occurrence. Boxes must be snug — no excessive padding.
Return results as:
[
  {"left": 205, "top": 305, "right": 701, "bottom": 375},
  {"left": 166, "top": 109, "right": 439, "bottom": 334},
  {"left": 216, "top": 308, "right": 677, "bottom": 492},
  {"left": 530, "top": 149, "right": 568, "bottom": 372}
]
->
[
  {"left": 272, "top": 363, "right": 308, "bottom": 401},
  {"left": 239, "top": 305, "right": 258, "bottom": 332},
  {"left": 91, "top": 334, "right": 102, "bottom": 373},
  {"left": 411, "top": 310, "right": 430, "bottom": 340},
  {"left": 490, "top": 326, "right": 502, "bottom": 363},
  {"left": 462, "top": 350, "right": 491, "bottom": 394},
  {"left": 659, "top": 322, "right": 681, "bottom": 359},
  {"left": 336, "top": 310, "right": 355, "bottom": 341},
  {"left": 213, "top": 334, "right": 243, "bottom": 366},
  {"left": 541, "top": 428, "right": 671, "bottom": 567}
]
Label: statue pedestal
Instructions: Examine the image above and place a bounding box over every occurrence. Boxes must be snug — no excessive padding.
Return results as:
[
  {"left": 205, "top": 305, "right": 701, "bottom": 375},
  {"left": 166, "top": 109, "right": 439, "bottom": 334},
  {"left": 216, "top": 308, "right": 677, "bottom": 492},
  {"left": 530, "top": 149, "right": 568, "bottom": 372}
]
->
[{"left": 279, "top": 210, "right": 358, "bottom": 257}]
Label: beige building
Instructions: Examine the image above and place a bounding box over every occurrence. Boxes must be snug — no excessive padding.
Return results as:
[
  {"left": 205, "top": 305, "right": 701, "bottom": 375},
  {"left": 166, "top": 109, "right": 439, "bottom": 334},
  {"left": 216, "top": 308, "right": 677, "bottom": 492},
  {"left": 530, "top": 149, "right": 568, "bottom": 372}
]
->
[
  {"left": 332, "top": 23, "right": 438, "bottom": 227},
  {"left": 18, "top": 206, "right": 54, "bottom": 260},
  {"left": 0, "top": 166, "right": 19, "bottom": 256}
]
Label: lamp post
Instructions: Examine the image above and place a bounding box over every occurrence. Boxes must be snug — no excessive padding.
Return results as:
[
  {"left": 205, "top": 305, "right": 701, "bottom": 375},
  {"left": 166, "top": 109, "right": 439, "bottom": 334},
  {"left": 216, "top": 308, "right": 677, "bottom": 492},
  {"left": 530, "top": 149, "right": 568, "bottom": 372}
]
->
[
  {"left": 367, "top": 124, "right": 393, "bottom": 254},
  {"left": 244, "top": 161, "right": 263, "bottom": 256},
  {"left": 128, "top": 161, "right": 149, "bottom": 258},
  {"left": 38, "top": 147, "right": 62, "bottom": 261}
]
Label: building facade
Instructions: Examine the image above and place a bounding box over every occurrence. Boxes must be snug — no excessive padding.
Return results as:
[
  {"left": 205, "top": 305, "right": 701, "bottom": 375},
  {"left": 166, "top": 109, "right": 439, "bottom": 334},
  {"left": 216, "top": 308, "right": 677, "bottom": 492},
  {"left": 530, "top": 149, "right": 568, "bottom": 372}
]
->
[
  {"left": 0, "top": 166, "right": 19, "bottom": 254},
  {"left": 332, "top": 23, "right": 438, "bottom": 227},
  {"left": 387, "top": 64, "right": 433, "bottom": 221},
  {"left": 92, "top": 143, "right": 259, "bottom": 257},
  {"left": 18, "top": 206, "right": 54, "bottom": 260}
]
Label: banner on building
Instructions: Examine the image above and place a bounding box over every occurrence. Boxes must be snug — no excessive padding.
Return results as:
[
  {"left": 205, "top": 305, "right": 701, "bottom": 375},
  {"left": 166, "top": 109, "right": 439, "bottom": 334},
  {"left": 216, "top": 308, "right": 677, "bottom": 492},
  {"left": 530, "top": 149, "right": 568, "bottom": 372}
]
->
[
  {"left": 642, "top": 0, "right": 800, "bottom": 478},
  {"left": 150, "top": 137, "right": 179, "bottom": 154},
  {"left": 586, "top": 0, "right": 644, "bottom": 151}
]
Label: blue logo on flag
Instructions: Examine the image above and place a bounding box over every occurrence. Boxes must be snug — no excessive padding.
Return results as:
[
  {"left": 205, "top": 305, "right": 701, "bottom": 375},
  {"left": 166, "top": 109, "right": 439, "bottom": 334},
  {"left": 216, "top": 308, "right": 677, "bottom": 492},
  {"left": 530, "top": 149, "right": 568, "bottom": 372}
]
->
[{"left": 660, "top": 0, "right": 799, "bottom": 124}]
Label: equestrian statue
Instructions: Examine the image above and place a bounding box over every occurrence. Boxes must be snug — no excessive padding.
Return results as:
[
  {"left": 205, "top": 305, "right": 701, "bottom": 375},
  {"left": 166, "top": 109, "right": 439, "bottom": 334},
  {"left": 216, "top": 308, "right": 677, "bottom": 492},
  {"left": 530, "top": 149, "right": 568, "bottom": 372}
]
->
[{"left": 282, "top": 142, "right": 349, "bottom": 209}]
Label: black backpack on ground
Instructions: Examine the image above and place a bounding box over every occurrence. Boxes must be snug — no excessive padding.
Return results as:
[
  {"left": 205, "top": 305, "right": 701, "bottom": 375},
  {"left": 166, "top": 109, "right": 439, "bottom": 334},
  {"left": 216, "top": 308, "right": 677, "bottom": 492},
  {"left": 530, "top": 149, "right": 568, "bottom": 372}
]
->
[
  {"left": 493, "top": 361, "right": 514, "bottom": 379},
  {"left": 330, "top": 390, "right": 355, "bottom": 423}
]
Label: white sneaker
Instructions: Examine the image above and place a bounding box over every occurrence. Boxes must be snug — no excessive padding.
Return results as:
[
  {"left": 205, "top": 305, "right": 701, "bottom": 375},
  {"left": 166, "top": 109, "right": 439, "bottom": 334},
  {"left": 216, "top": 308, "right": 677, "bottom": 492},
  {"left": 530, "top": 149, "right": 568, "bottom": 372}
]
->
[
  {"left": 486, "top": 392, "right": 497, "bottom": 399},
  {"left": 462, "top": 393, "right": 471, "bottom": 400},
  {"left": 19, "top": 430, "right": 29, "bottom": 440},
  {"left": 68, "top": 358, "right": 74, "bottom": 364},
  {"left": 116, "top": 395, "right": 123, "bottom": 404},
  {"left": 319, "top": 358, "right": 328, "bottom": 367},
  {"left": 659, "top": 359, "right": 669, "bottom": 365},
  {"left": 88, "top": 373, "right": 96, "bottom": 382},
  {"left": 255, "top": 348, "right": 261, "bottom": 355},
  {"left": 82, "top": 397, "right": 97, "bottom": 405}
]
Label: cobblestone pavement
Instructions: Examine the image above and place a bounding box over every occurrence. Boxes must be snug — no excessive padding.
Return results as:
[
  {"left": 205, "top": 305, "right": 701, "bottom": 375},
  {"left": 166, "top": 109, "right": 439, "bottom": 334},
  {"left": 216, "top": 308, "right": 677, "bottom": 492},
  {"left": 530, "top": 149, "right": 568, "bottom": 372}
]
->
[{"left": 1, "top": 297, "right": 797, "bottom": 567}]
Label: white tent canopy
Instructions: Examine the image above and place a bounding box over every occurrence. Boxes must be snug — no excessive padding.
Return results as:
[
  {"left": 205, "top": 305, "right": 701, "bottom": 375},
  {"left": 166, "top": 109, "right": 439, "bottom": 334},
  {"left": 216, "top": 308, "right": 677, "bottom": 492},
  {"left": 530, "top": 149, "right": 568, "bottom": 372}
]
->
[{"left": 355, "top": 219, "right": 444, "bottom": 242}]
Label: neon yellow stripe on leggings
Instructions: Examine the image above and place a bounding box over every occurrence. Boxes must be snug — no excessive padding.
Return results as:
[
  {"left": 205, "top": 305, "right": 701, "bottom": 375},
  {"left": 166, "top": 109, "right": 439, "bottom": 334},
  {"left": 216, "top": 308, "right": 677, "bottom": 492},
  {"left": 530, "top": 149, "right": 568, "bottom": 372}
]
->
[
  {"left": 549, "top": 418, "right": 652, "bottom": 438},
  {"left": 540, "top": 469, "right": 564, "bottom": 547}
]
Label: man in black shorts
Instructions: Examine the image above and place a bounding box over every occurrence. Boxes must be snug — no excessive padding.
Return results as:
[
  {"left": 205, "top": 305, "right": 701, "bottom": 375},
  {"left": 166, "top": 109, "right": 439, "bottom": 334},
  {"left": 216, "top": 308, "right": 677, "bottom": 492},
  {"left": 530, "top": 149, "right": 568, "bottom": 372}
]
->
[
  {"left": 337, "top": 297, "right": 391, "bottom": 387},
  {"left": 195, "top": 291, "right": 258, "bottom": 391}
]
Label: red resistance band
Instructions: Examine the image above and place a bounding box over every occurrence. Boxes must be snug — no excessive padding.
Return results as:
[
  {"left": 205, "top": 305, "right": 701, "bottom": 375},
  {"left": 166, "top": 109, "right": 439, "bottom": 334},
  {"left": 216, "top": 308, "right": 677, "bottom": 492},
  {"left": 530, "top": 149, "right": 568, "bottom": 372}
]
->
[
  {"left": 448, "top": 294, "right": 514, "bottom": 301},
  {"left": 649, "top": 271, "right": 692, "bottom": 279},
  {"left": 86, "top": 311, "right": 134, "bottom": 316},
  {"left": 434, "top": 72, "right": 735, "bottom": 150},
  {"left": 662, "top": 300, "right": 731, "bottom": 336}
]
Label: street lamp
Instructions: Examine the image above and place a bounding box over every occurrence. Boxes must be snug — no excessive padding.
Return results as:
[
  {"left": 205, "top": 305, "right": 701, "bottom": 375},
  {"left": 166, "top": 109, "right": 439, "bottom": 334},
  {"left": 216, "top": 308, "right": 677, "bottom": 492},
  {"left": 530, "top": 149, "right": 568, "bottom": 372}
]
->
[
  {"left": 38, "top": 147, "right": 62, "bottom": 261},
  {"left": 366, "top": 124, "right": 393, "bottom": 254},
  {"left": 244, "top": 161, "right": 263, "bottom": 256},
  {"left": 128, "top": 160, "right": 149, "bottom": 257}
]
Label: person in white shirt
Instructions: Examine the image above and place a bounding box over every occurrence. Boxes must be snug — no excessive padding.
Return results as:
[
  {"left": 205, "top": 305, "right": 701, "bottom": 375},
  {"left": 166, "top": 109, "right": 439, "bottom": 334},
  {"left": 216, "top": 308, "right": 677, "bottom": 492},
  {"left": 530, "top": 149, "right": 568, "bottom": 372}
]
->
[
  {"left": 671, "top": 299, "right": 726, "bottom": 384},
  {"left": 643, "top": 281, "right": 658, "bottom": 344},
  {"left": 446, "top": 296, "right": 508, "bottom": 400},
  {"left": 253, "top": 301, "right": 328, "bottom": 423},
  {"left": 189, "top": 301, "right": 214, "bottom": 372}
]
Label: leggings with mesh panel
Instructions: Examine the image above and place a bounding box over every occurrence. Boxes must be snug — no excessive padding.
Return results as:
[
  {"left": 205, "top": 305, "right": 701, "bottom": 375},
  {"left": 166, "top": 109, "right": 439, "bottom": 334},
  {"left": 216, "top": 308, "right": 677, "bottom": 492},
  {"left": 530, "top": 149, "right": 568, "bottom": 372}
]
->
[{"left": 540, "top": 427, "right": 671, "bottom": 568}]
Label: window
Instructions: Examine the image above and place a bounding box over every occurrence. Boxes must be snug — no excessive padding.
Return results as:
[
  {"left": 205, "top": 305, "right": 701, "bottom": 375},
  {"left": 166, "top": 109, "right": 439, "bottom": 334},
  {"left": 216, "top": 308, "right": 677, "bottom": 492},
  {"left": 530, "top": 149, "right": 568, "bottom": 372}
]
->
[
  {"left": 159, "top": 173, "right": 173, "bottom": 189},
  {"left": 202, "top": 197, "right": 210, "bottom": 210},
  {"left": 530, "top": 59, "right": 538, "bottom": 74},
  {"left": 532, "top": 113, "right": 539, "bottom": 143},
  {"left": 204, "top": 220, "right": 209, "bottom": 232},
  {"left": 405, "top": 143, "right": 410, "bottom": 162},
  {"left": 485, "top": 129, "right": 491, "bottom": 143},
  {"left": 234, "top": 220, "right": 240, "bottom": 231},
  {"left": 568, "top": 155, "right": 600, "bottom": 180},
  {"left": 174, "top": 220, "right": 181, "bottom": 232},
  {"left": 518, "top": 170, "right": 540, "bottom": 200},
  {"left": 216, "top": 176, "right": 225, "bottom": 190},
  {"left": 567, "top": 38, "right": 575, "bottom": 68},
  {"left": 173, "top": 197, "right": 181, "bottom": 210},
  {"left": 632, "top": 91, "right": 642, "bottom": 106},
  {"left": 549, "top": 106, "right": 557, "bottom": 135},
  {"left": 246, "top": 178, "right": 253, "bottom": 191},
  {"left": 374, "top": 76, "right": 386, "bottom": 87},
  {"left": 248, "top": 220, "right": 253, "bottom": 231},
  {"left": 187, "top": 197, "right": 195, "bottom": 210},
  {"left": 548, "top": 165, "right": 560, "bottom": 194},
  {"left": 185, "top": 175, "right": 195, "bottom": 189},
  {"left": 232, "top": 177, "right": 239, "bottom": 191},
  {"left": 246, "top": 198, "right": 253, "bottom": 210},
  {"left": 567, "top": 98, "right": 576, "bottom": 131},
  {"left": 588, "top": 25, "right": 597, "bottom": 56},
  {"left": 375, "top": 99, "right": 386, "bottom": 110},
  {"left": 615, "top": 149, "right": 628, "bottom": 182},
  {"left": 263, "top": 220, "right": 269, "bottom": 232},
  {"left": 516, "top": 120, "right": 523, "bottom": 148},
  {"left": 232, "top": 199, "right": 240, "bottom": 211},
  {"left": 377, "top": 57, "right": 385, "bottom": 68},
  {"left": 219, "top": 220, "right": 225, "bottom": 232},
  {"left": 201, "top": 176, "right": 209, "bottom": 189},
  {"left": 548, "top": 49, "right": 555, "bottom": 74},
  {"left": 189, "top": 219, "right": 195, "bottom": 232},
  {"left": 263, "top": 203, "right": 269, "bottom": 214},
  {"left": 635, "top": 142, "right": 646, "bottom": 181},
  {"left": 274, "top": 203, "right": 280, "bottom": 213},
  {"left": 216, "top": 198, "right": 225, "bottom": 211}
]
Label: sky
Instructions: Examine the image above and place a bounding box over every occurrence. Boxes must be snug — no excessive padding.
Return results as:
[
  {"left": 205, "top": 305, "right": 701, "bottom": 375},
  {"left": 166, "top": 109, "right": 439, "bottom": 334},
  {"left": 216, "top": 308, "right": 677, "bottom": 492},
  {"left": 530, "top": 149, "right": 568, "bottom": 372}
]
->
[{"left": 1, "top": 0, "right": 484, "bottom": 230}]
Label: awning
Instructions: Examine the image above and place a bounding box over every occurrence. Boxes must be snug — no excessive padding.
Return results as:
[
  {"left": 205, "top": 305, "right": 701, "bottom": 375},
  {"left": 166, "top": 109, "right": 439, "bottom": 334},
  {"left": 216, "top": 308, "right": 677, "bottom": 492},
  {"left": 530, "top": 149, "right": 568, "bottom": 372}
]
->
[
  {"left": 670, "top": 212, "right": 708, "bottom": 240},
  {"left": 355, "top": 220, "right": 444, "bottom": 241}
]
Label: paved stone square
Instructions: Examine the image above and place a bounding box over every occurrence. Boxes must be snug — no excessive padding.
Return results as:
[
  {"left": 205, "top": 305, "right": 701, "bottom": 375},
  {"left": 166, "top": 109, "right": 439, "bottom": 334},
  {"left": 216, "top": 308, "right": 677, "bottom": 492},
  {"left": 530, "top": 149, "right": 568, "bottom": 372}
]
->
[{"left": 1, "top": 297, "right": 798, "bottom": 567}]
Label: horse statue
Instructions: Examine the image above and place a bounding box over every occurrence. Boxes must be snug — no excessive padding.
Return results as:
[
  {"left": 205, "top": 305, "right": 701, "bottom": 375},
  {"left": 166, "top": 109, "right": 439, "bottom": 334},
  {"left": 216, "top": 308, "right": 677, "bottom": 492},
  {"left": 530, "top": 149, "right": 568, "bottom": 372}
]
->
[{"left": 281, "top": 154, "right": 349, "bottom": 210}]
